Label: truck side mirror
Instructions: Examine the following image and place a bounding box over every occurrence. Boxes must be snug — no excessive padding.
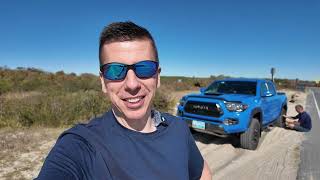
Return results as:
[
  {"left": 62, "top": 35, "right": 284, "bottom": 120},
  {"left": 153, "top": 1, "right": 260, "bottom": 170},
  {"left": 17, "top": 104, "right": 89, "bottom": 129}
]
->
[
  {"left": 200, "top": 87, "right": 206, "bottom": 94},
  {"left": 262, "top": 91, "right": 273, "bottom": 97}
]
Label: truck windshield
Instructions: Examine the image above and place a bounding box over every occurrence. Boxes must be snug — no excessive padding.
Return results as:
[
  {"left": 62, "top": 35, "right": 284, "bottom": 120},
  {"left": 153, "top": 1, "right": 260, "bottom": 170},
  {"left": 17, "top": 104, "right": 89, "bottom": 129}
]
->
[{"left": 205, "top": 81, "right": 257, "bottom": 95}]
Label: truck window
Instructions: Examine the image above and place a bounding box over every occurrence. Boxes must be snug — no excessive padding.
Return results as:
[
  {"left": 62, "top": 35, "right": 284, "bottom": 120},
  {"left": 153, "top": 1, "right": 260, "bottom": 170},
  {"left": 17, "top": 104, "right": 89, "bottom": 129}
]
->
[
  {"left": 205, "top": 81, "right": 256, "bottom": 95},
  {"left": 261, "top": 83, "right": 268, "bottom": 95},
  {"left": 267, "top": 82, "right": 276, "bottom": 95}
]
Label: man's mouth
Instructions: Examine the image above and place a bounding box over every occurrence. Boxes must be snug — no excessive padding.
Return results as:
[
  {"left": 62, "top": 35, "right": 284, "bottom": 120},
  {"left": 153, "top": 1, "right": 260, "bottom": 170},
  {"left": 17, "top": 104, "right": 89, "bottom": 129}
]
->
[
  {"left": 122, "top": 96, "right": 146, "bottom": 109},
  {"left": 125, "top": 97, "right": 143, "bottom": 103},
  {"left": 123, "top": 96, "right": 146, "bottom": 103}
]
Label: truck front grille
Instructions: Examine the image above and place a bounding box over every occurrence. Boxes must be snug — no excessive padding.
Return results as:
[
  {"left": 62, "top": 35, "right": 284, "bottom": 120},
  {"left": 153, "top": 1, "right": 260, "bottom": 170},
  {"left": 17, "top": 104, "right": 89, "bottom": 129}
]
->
[{"left": 184, "top": 101, "right": 223, "bottom": 118}]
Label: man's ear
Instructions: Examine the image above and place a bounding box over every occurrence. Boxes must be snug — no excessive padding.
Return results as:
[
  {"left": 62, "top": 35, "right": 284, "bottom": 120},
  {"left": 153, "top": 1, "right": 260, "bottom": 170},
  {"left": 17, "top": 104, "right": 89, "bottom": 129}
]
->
[
  {"left": 157, "top": 68, "right": 161, "bottom": 88},
  {"left": 99, "top": 73, "right": 108, "bottom": 94}
]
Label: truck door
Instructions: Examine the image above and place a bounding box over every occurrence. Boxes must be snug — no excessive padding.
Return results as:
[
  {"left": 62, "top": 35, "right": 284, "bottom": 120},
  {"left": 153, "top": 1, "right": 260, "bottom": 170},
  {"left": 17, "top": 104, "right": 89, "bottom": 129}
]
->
[
  {"left": 267, "top": 81, "right": 281, "bottom": 120},
  {"left": 260, "top": 82, "right": 275, "bottom": 124}
]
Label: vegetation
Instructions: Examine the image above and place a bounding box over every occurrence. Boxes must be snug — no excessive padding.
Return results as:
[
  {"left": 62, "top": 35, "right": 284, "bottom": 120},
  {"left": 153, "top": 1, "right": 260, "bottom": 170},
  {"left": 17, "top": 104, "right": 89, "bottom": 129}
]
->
[
  {"left": 0, "top": 67, "right": 171, "bottom": 128},
  {"left": 0, "top": 67, "right": 318, "bottom": 128},
  {"left": 0, "top": 90, "right": 110, "bottom": 127}
]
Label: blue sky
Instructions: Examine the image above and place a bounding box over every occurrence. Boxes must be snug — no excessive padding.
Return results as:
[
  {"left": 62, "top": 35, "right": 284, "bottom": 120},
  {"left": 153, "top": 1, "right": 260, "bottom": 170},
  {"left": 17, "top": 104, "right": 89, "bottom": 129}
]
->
[{"left": 0, "top": 0, "right": 319, "bottom": 81}]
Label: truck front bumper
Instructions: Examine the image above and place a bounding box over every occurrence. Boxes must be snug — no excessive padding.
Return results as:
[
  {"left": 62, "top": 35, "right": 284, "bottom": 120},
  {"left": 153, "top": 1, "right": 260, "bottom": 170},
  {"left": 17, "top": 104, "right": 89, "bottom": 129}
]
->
[{"left": 184, "top": 118, "right": 229, "bottom": 137}]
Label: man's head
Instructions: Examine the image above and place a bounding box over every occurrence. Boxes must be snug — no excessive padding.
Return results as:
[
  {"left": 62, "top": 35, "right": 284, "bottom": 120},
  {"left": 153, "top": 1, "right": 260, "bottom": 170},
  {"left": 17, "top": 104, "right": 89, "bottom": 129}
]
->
[
  {"left": 99, "top": 21, "right": 158, "bottom": 65},
  {"left": 99, "top": 21, "right": 160, "bottom": 122},
  {"left": 295, "top": 104, "right": 304, "bottom": 113}
]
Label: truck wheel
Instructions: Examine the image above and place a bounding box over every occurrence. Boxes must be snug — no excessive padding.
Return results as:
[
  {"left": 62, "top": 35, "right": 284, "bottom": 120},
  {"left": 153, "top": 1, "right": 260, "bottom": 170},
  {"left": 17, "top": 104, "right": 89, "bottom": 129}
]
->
[
  {"left": 275, "top": 108, "right": 286, "bottom": 128},
  {"left": 240, "top": 118, "right": 260, "bottom": 150}
]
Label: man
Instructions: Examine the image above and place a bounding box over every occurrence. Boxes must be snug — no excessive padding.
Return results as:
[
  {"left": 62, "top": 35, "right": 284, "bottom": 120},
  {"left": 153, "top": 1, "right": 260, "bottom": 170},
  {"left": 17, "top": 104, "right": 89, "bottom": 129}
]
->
[
  {"left": 36, "top": 21, "right": 211, "bottom": 179},
  {"left": 284, "top": 104, "right": 312, "bottom": 132}
]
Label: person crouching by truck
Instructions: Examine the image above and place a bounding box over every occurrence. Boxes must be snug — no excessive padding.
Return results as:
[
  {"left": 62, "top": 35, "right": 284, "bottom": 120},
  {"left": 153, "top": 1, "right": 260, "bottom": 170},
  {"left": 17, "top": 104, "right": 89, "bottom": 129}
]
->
[{"left": 284, "top": 104, "right": 312, "bottom": 132}]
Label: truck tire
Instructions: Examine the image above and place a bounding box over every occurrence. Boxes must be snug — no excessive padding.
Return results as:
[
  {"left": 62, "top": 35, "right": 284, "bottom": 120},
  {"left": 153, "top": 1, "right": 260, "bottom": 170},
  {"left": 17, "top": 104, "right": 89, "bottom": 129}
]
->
[
  {"left": 240, "top": 118, "right": 260, "bottom": 150},
  {"left": 275, "top": 108, "right": 286, "bottom": 128}
]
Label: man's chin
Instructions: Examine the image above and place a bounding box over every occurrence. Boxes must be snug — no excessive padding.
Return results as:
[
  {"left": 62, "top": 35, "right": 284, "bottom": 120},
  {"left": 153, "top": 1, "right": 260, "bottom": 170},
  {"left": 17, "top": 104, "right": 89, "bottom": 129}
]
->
[
  {"left": 112, "top": 103, "right": 152, "bottom": 121},
  {"left": 123, "top": 110, "right": 149, "bottom": 121},
  {"left": 125, "top": 113, "right": 146, "bottom": 121}
]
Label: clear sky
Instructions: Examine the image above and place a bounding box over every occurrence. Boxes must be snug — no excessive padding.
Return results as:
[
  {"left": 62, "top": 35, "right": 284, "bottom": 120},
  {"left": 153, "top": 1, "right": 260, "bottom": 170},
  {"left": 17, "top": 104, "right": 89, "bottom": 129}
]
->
[{"left": 1, "top": 0, "right": 319, "bottom": 81}]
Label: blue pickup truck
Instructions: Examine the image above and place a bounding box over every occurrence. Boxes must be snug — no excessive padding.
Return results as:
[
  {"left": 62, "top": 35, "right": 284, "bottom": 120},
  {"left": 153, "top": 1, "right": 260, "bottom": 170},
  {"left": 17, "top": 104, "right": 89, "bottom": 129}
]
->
[{"left": 177, "top": 78, "right": 287, "bottom": 150}]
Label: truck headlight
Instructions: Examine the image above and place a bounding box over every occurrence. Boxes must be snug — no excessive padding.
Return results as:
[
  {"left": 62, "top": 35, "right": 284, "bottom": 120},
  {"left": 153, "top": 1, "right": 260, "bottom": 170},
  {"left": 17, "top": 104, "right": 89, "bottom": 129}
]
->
[{"left": 224, "top": 102, "right": 248, "bottom": 112}]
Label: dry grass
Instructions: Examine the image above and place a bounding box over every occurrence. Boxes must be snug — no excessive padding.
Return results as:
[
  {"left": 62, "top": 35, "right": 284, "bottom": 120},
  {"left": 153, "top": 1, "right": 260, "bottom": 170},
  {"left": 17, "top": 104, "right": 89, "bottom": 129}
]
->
[
  {"left": 0, "top": 127, "right": 64, "bottom": 180},
  {"left": 1, "top": 91, "right": 42, "bottom": 100}
]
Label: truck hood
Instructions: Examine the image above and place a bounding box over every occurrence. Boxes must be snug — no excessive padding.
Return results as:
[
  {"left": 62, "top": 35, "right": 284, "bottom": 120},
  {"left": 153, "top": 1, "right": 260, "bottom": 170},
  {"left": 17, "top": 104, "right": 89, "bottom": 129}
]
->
[
  {"left": 218, "top": 94, "right": 255, "bottom": 102},
  {"left": 186, "top": 93, "right": 255, "bottom": 103}
]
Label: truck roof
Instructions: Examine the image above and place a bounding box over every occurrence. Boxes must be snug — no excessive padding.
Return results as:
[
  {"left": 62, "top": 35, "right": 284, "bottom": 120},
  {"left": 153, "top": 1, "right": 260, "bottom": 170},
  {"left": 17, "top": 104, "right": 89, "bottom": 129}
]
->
[{"left": 216, "top": 78, "right": 271, "bottom": 83}]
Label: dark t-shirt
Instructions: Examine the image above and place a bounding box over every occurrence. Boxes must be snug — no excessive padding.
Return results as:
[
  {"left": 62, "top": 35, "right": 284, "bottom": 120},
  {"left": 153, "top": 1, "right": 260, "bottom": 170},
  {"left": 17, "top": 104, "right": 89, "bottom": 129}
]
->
[
  {"left": 36, "top": 110, "right": 204, "bottom": 180},
  {"left": 293, "top": 111, "right": 312, "bottom": 130}
]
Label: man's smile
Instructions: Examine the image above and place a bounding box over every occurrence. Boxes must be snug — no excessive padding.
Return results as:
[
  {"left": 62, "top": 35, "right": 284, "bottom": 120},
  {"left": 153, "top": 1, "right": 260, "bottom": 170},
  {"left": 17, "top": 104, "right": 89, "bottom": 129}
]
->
[
  {"left": 124, "top": 96, "right": 144, "bottom": 103},
  {"left": 122, "top": 96, "right": 146, "bottom": 109}
]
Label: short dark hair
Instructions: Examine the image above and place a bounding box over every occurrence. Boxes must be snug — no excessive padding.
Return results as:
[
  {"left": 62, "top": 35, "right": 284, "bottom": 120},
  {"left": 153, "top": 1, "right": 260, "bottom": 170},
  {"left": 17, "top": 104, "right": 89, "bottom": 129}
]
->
[
  {"left": 99, "top": 21, "right": 158, "bottom": 65},
  {"left": 295, "top": 104, "right": 303, "bottom": 110}
]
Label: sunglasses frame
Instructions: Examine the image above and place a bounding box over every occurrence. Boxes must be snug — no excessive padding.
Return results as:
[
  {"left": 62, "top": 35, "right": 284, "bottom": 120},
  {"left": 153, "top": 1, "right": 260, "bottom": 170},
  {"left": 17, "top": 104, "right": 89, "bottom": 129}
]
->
[{"left": 100, "top": 60, "right": 159, "bottom": 81}]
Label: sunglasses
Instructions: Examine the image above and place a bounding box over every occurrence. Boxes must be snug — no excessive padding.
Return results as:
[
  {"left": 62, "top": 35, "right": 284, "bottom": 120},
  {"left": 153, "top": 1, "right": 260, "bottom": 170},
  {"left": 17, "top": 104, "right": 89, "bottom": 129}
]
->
[{"left": 100, "top": 60, "right": 159, "bottom": 81}]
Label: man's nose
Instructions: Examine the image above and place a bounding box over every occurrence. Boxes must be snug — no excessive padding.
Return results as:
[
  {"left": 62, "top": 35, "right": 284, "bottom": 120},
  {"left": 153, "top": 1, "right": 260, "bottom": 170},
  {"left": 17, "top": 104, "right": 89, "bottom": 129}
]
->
[{"left": 124, "top": 70, "right": 141, "bottom": 91}]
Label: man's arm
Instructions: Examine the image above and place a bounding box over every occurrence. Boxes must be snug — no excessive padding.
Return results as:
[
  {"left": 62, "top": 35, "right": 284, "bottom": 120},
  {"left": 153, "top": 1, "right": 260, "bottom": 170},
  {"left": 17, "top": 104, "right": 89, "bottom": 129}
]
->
[
  {"left": 186, "top": 127, "right": 210, "bottom": 180},
  {"left": 283, "top": 115, "right": 298, "bottom": 120},
  {"left": 286, "top": 118, "right": 299, "bottom": 123},
  {"left": 283, "top": 115, "right": 299, "bottom": 124},
  {"left": 200, "top": 160, "right": 212, "bottom": 180},
  {"left": 36, "top": 134, "right": 89, "bottom": 179}
]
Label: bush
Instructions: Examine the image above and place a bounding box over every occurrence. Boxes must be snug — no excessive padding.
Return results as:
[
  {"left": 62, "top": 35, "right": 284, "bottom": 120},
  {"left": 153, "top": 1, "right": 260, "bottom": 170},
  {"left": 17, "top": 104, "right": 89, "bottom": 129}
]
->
[
  {"left": 0, "top": 91, "right": 111, "bottom": 128},
  {"left": 153, "top": 88, "right": 174, "bottom": 113},
  {"left": 0, "top": 80, "right": 12, "bottom": 95},
  {"left": 0, "top": 89, "right": 175, "bottom": 128}
]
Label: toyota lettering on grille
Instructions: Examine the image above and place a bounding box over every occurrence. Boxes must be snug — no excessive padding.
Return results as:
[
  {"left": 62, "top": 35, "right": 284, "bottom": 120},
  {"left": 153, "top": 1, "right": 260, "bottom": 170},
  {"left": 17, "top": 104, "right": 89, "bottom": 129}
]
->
[
  {"left": 184, "top": 101, "right": 223, "bottom": 117},
  {"left": 192, "top": 104, "right": 209, "bottom": 111}
]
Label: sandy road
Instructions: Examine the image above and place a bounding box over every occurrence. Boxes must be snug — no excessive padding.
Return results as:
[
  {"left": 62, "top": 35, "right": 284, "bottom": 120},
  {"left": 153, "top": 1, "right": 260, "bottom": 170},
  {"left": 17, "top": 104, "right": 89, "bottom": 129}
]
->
[
  {"left": 298, "top": 88, "right": 320, "bottom": 179},
  {"left": 197, "top": 126, "right": 303, "bottom": 179}
]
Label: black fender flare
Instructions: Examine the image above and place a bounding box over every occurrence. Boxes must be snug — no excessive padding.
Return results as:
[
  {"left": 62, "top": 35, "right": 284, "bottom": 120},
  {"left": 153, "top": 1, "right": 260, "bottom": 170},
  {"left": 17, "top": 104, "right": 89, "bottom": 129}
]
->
[
  {"left": 248, "top": 107, "right": 263, "bottom": 127},
  {"left": 277, "top": 102, "right": 288, "bottom": 118},
  {"left": 276, "top": 102, "right": 288, "bottom": 118},
  {"left": 282, "top": 102, "right": 288, "bottom": 112}
]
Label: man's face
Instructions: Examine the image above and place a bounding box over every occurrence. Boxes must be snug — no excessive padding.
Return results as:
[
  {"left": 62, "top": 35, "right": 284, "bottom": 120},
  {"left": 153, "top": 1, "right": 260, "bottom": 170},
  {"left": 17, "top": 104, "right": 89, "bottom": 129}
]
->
[
  {"left": 295, "top": 106, "right": 303, "bottom": 113},
  {"left": 99, "top": 39, "right": 160, "bottom": 121}
]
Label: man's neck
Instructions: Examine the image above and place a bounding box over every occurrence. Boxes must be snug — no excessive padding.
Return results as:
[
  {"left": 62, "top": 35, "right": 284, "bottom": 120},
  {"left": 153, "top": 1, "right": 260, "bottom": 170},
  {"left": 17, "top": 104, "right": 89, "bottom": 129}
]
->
[{"left": 112, "top": 109, "right": 156, "bottom": 133}]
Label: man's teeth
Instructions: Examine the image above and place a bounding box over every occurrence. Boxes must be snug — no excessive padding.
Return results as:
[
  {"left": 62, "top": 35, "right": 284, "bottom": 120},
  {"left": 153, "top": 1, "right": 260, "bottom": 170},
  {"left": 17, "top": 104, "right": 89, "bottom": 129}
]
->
[{"left": 126, "top": 97, "right": 141, "bottom": 103}]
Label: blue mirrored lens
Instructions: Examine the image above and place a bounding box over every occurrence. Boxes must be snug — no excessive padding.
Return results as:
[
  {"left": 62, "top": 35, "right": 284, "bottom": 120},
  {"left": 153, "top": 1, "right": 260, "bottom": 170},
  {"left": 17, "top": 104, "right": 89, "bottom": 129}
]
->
[
  {"left": 105, "top": 64, "right": 126, "bottom": 80},
  {"left": 135, "top": 61, "right": 158, "bottom": 78}
]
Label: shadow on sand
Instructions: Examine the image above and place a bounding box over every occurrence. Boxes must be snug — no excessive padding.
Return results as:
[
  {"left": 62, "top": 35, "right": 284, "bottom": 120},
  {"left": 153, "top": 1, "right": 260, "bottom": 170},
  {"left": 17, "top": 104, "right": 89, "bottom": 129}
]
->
[{"left": 191, "top": 131, "right": 241, "bottom": 148}]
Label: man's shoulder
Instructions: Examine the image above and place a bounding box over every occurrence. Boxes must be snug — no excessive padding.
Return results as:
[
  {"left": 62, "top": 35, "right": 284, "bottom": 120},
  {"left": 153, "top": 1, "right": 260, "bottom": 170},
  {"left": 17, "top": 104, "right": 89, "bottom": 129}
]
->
[
  {"left": 161, "top": 112, "right": 179, "bottom": 122},
  {"left": 159, "top": 112, "right": 189, "bottom": 130},
  {"left": 301, "top": 111, "right": 311, "bottom": 117},
  {"left": 85, "top": 110, "right": 114, "bottom": 129},
  {"left": 37, "top": 117, "right": 112, "bottom": 180},
  {"left": 303, "top": 111, "right": 312, "bottom": 120},
  {"left": 73, "top": 110, "right": 114, "bottom": 134},
  {"left": 57, "top": 111, "right": 113, "bottom": 147}
]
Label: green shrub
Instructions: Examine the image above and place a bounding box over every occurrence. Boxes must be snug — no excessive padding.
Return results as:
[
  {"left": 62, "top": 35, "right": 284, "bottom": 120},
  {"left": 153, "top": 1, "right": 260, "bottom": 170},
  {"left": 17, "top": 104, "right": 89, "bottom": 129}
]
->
[
  {"left": 0, "top": 80, "right": 12, "bottom": 95},
  {"left": 0, "top": 86, "right": 175, "bottom": 128},
  {"left": 0, "top": 91, "right": 111, "bottom": 128},
  {"left": 153, "top": 88, "right": 174, "bottom": 113}
]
